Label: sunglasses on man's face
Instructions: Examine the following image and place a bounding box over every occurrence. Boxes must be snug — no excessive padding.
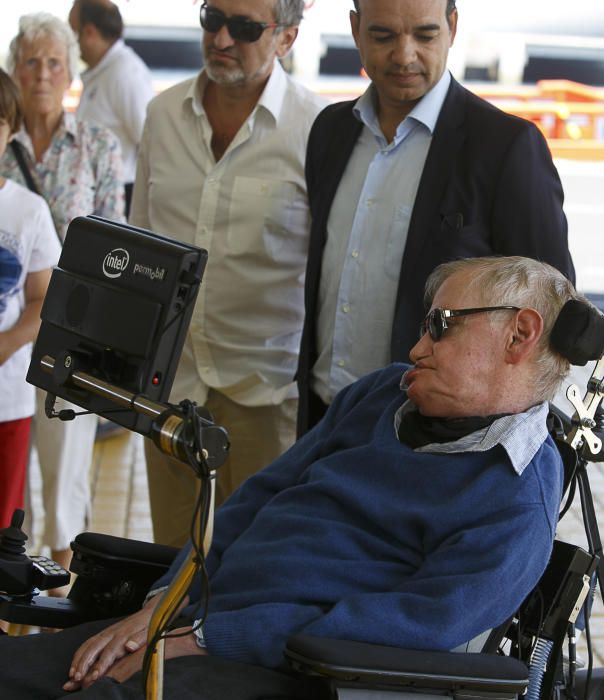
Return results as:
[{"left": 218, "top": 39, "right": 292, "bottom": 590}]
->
[
  {"left": 199, "top": 2, "right": 283, "bottom": 43},
  {"left": 419, "top": 306, "right": 521, "bottom": 342}
]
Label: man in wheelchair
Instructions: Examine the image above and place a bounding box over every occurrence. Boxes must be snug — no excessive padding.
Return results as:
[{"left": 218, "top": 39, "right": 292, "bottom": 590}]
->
[{"left": 0, "top": 256, "right": 586, "bottom": 699}]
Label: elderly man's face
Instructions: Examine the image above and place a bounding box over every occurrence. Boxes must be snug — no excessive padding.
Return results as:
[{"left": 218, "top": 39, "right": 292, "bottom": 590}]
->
[
  {"left": 351, "top": 0, "right": 456, "bottom": 119},
  {"left": 201, "top": 0, "right": 295, "bottom": 88},
  {"left": 405, "top": 270, "right": 517, "bottom": 418}
]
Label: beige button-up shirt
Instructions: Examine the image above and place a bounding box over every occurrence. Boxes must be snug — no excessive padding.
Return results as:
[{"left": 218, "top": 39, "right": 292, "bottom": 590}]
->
[{"left": 130, "top": 62, "right": 326, "bottom": 406}]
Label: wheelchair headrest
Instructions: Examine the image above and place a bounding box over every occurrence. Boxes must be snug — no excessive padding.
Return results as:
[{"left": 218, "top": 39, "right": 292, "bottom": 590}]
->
[{"left": 551, "top": 299, "right": 604, "bottom": 366}]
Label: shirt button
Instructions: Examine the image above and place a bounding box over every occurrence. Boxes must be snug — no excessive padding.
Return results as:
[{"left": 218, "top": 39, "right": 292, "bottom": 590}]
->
[
  {"left": 342, "top": 303, "right": 350, "bottom": 313},
  {"left": 351, "top": 249, "right": 359, "bottom": 259},
  {"left": 337, "top": 360, "right": 345, "bottom": 367}
]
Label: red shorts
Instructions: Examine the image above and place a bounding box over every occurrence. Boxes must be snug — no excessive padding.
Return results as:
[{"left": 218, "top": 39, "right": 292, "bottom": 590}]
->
[{"left": 0, "top": 416, "right": 32, "bottom": 528}]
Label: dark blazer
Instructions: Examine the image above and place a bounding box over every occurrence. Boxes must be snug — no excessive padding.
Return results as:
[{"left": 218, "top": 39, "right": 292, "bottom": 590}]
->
[{"left": 297, "top": 76, "right": 575, "bottom": 435}]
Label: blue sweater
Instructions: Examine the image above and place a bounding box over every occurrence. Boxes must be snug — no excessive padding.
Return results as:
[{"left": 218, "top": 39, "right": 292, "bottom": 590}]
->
[{"left": 156, "top": 364, "right": 563, "bottom": 668}]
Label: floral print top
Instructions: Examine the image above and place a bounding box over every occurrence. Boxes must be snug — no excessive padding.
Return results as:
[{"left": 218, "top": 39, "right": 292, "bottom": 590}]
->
[{"left": 0, "top": 112, "right": 125, "bottom": 241}]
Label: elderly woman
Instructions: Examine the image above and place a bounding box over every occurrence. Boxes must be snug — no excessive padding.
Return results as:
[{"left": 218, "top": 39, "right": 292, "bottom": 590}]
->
[
  {"left": 0, "top": 12, "right": 125, "bottom": 583},
  {"left": 2, "top": 12, "right": 123, "bottom": 237}
]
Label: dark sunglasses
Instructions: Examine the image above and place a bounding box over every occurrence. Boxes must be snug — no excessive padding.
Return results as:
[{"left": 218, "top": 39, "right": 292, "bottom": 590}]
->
[
  {"left": 420, "top": 306, "right": 520, "bottom": 342},
  {"left": 199, "top": 2, "right": 283, "bottom": 43}
]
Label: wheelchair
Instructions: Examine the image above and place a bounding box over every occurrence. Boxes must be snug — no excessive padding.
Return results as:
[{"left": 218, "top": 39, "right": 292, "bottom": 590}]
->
[{"left": 1, "top": 302, "right": 604, "bottom": 700}]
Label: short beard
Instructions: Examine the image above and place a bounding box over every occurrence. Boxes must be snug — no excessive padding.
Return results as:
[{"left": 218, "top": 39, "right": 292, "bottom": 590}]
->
[
  {"left": 204, "top": 59, "right": 246, "bottom": 85},
  {"left": 203, "top": 38, "right": 278, "bottom": 88}
]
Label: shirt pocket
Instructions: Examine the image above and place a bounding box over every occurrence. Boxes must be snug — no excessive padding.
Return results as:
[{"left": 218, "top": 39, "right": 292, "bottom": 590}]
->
[{"left": 228, "top": 176, "right": 309, "bottom": 263}]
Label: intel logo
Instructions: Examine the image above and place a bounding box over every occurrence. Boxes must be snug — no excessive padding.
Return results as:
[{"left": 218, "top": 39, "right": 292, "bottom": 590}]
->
[{"left": 103, "top": 248, "right": 130, "bottom": 278}]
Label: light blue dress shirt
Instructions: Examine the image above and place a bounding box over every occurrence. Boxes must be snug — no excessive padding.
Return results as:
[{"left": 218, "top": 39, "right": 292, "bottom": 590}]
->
[{"left": 312, "top": 71, "right": 451, "bottom": 405}]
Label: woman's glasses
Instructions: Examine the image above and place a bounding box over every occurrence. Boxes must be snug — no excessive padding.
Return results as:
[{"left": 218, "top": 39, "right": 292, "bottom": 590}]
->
[
  {"left": 199, "top": 2, "right": 283, "bottom": 43},
  {"left": 420, "top": 306, "right": 520, "bottom": 341}
]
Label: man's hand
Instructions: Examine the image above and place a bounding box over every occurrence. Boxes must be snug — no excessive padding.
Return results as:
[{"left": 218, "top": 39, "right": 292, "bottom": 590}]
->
[
  {"left": 63, "top": 600, "right": 158, "bottom": 691},
  {"left": 105, "top": 628, "right": 206, "bottom": 685},
  {"left": 63, "top": 617, "right": 204, "bottom": 691}
]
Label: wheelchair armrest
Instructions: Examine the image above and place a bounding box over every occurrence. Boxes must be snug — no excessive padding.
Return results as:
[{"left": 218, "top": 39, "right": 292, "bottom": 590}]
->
[
  {"left": 67, "top": 533, "right": 179, "bottom": 621},
  {"left": 285, "top": 635, "right": 529, "bottom": 696},
  {"left": 70, "top": 532, "right": 178, "bottom": 577},
  {"left": 0, "top": 534, "right": 179, "bottom": 629}
]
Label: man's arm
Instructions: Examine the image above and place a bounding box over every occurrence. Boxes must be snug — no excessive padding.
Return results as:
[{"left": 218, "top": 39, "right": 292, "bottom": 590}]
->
[
  {"left": 154, "top": 369, "right": 388, "bottom": 594},
  {"left": 198, "top": 501, "right": 555, "bottom": 669},
  {"left": 155, "top": 367, "right": 405, "bottom": 601}
]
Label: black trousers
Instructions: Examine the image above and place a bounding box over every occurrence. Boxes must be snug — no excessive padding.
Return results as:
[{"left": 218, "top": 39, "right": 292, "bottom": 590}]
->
[{"left": 0, "top": 620, "right": 330, "bottom": 700}]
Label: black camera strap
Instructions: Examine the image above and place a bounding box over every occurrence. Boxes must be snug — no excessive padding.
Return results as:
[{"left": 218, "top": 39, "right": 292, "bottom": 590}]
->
[
  {"left": 9, "top": 140, "right": 40, "bottom": 195},
  {"left": 9, "top": 140, "right": 64, "bottom": 244}
]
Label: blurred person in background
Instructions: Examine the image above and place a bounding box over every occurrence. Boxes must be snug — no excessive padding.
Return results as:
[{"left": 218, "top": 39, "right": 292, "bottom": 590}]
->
[
  {"left": 0, "top": 12, "right": 124, "bottom": 586},
  {"left": 69, "top": 0, "right": 154, "bottom": 216}
]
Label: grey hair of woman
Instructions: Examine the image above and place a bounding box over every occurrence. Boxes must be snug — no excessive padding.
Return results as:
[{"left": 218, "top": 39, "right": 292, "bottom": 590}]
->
[
  {"left": 274, "top": 0, "right": 306, "bottom": 26},
  {"left": 424, "top": 255, "right": 583, "bottom": 402},
  {"left": 6, "top": 13, "right": 79, "bottom": 82}
]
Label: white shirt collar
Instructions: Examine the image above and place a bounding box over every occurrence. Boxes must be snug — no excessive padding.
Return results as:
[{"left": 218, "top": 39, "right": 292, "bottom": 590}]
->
[
  {"left": 187, "top": 60, "right": 286, "bottom": 125},
  {"left": 353, "top": 69, "right": 451, "bottom": 140}
]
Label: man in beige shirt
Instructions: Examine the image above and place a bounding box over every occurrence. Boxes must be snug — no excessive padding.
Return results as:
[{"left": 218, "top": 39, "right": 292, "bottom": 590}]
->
[{"left": 130, "top": 0, "right": 326, "bottom": 546}]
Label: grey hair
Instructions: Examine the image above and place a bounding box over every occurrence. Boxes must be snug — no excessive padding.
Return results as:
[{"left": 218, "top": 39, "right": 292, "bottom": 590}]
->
[
  {"left": 273, "top": 0, "right": 305, "bottom": 26},
  {"left": 6, "top": 13, "right": 79, "bottom": 81},
  {"left": 425, "top": 256, "right": 583, "bottom": 402}
]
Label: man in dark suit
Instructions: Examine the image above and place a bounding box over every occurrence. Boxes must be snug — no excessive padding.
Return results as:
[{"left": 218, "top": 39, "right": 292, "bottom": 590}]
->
[{"left": 296, "top": 0, "right": 575, "bottom": 435}]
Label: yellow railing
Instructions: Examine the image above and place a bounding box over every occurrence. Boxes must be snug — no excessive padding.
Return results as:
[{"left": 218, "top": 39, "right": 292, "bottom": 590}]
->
[{"left": 478, "top": 80, "right": 604, "bottom": 161}]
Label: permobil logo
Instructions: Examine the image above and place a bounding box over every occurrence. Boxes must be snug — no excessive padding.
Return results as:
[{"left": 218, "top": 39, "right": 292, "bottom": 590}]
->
[{"left": 103, "top": 248, "right": 130, "bottom": 278}]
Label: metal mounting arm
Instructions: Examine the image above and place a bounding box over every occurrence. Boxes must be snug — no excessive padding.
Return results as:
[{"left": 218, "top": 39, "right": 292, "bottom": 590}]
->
[
  {"left": 565, "top": 356, "right": 604, "bottom": 456},
  {"left": 40, "top": 353, "right": 229, "bottom": 471}
]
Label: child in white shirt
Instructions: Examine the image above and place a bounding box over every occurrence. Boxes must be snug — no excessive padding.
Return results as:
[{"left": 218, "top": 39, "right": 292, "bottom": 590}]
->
[{"left": 0, "top": 68, "right": 61, "bottom": 527}]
